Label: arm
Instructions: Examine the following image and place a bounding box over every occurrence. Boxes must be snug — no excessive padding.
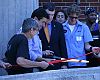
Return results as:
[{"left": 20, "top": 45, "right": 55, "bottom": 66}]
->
[
  {"left": 28, "top": 39, "right": 39, "bottom": 61},
  {"left": 0, "top": 60, "right": 11, "bottom": 68},
  {"left": 59, "top": 23, "right": 67, "bottom": 58},
  {"left": 83, "top": 24, "right": 100, "bottom": 53},
  {"left": 17, "top": 57, "right": 49, "bottom": 69},
  {"left": 16, "top": 36, "right": 49, "bottom": 69},
  {"left": 35, "top": 56, "right": 47, "bottom": 62},
  {"left": 58, "top": 23, "right": 68, "bottom": 68},
  {"left": 85, "top": 42, "right": 91, "bottom": 51},
  {"left": 85, "top": 42, "right": 100, "bottom": 53}
]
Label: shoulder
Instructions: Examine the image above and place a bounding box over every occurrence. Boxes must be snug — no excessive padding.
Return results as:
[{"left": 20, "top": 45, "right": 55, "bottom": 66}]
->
[
  {"left": 77, "top": 20, "right": 89, "bottom": 29},
  {"left": 14, "top": 34, "right": 27, "bottom": 42},
  {"left": 52, "top": 20, "right": 62, "bottom": 26},
  {"left": 51, "top": 20, "right": 63, "bottom": 29}
]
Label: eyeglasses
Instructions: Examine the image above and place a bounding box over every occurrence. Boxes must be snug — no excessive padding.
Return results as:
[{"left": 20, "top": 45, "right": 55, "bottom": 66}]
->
[{"left": 69, "top": 16, "right": 78, "bottom": 19}]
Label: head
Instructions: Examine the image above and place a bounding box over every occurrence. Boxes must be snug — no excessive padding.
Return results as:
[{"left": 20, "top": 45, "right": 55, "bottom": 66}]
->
[
  {"left": 85, "top": 7, "right": 97, "bottom": 24},
  {"left": 22, "top": 18, "right": 39, "bottom": 38},
  {"left": 43, "top": 2, "right": 55, "bottom": 23},
  {"left": 31, "top": 8, "right": 49, "bottom": 28},
  {"left": 67, "top": 4, "right": 81, "bottom": 25},
  {"left": 54, "top": 9, "right": 67, "bottom": 24}
]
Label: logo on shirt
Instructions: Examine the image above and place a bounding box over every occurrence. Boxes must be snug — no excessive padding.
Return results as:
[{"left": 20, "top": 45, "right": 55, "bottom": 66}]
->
[{"left": 64, "top": 30, "right": 67, "bottom": 33}]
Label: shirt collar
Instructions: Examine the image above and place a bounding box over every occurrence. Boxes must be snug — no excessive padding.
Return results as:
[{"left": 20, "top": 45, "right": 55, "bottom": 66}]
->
[
  {"left": 48, "top": 22, "right": 51, "bottom": 26},
  {"left": 63, "top": 20, "right": 82, "bottom": 28}
]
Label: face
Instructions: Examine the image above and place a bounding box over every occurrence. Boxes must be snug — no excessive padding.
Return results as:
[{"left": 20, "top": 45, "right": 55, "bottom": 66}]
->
[
  {"left": 46, "top": 9, "right": 55, "bottom": 23},
  {"left": 29, "top": 28, "right": 39, "bottom": 38},
  {"left": 87, "top": 12, "right": 97, "bottom": 23},
  {"left": 56, "top": 12, "right": 66, "bottom": 24},
  {"left": 36, "top": 17, "right": 48, "bottom": 29},
  {"left": 68, "top": 13, "right": 78, "bottom": 25}
]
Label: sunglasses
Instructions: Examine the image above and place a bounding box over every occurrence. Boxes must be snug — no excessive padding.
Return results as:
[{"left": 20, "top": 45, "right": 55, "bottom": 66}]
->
[{"left": 69, "top": 16, "right": 78, "bottom": 19}]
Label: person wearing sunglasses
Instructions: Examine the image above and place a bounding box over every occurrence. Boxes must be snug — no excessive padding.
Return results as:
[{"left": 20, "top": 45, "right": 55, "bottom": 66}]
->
[{"left": 63, "top": 4, "right": 100, "bottom": 68}]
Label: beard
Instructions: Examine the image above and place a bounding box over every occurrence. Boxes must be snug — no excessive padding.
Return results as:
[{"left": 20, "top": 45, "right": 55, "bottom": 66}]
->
[{"left": 89, "top": 17, "right": 96, "bottom": 23}]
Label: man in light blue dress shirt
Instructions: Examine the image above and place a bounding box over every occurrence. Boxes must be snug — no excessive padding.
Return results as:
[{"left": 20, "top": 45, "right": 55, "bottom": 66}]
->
[{"left": 28, "top": 34, "right": 42, "bottom": 61}]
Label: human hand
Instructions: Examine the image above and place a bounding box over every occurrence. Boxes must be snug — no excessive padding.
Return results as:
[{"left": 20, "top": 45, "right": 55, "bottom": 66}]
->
[
  {"left": 61, "top": 65, "right": 68, "bottom": 69},
  {"left": 42, "top": 50, "right": 54, "bottom": 56},
  {"left": 92, "top": 47, "right": 100, "bottom": 58},
  {"left": 36, "top": 57, "right": 46, "bottom": 62},
  {"left": 39, "top": 61, "right": 49, "bottom": 69},
  {"left": 44, "top": 58, "right": 56, "bottom": 62},
  {"left": 92, "top": 47, "right": 100, "bottom": 53},
  {"left": 0, "top": 61, "right": 12, "bottom": 68}
]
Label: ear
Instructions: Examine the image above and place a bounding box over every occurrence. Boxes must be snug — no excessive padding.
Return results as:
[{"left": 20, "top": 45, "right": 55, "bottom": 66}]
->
[
  {"left": 28, "top": 29, "right": 32, "bottom": 33},
  {"left": 34, "top": 17, "right": 38, "bottom": 20}
]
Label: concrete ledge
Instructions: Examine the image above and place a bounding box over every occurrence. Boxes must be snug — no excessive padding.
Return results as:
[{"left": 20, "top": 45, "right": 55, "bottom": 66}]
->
[{"left": 1, "top": 67, "right": 100, "bottom": 80}]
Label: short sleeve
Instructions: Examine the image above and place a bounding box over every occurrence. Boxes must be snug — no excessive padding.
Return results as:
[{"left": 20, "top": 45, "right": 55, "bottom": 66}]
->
[
  {"left": 16, "top": 36, "right": 30, "bottom": 59},
  {"left": 83, "top": 24, "right": 93, "bottom": 42}
]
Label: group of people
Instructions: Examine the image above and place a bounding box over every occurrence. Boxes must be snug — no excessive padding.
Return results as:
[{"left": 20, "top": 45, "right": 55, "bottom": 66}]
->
[{"left": 0, "top": 2, "right": 100, "bottom": 75}]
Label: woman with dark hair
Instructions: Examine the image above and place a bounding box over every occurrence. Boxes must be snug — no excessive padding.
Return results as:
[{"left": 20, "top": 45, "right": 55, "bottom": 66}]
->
[{"left": 54, "top": 9, "right": 67, "bottom": 24}]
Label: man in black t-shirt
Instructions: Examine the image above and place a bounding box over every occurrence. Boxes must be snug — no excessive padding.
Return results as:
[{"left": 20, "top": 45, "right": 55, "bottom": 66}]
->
[{"left": 5, "top": 18, "right": 49, "bottom": 75}]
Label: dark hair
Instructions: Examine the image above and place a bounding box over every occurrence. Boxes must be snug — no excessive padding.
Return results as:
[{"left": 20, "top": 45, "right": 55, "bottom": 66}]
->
[
  {"left": 43, "top": 2, "right": 55, "bottom": 11},
  {"left": 67, "top": 4, "right": 81, "bottom": 16},
  {"left": 85, "top": 7, "right": 96, "bottom": 15},
  {"left": 54, "top": 9, "right": 68, "bottom": 20},
  {"left": 22, "top": 18, "right": 38, "bottom": 33},
  {"left": 31, "top": 8, "right": 49, "bottom": 20}
]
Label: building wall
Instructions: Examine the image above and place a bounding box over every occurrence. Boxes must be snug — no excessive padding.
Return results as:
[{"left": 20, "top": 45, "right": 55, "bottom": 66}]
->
[
  {"left": 39, "top": 0, "right": 100, "bottom": 21},
  {"left": 0, "top": 0, "right": 39, "bottom": 59},
  {"left": 0, "top": 0, "right": 39, "bottom": 76},
  {"left": 1, "top": 67, "right": 100, "bottom": 80}
]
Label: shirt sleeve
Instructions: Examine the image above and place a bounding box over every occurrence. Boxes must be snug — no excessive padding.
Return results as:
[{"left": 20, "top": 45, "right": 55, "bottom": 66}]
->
[
  {"left": 28, "top": 39, "right": 38, "bottom": 61},
  {"left": 16, "top": 36, "right": 30, "bottom": 59},
  {"left": 16, "top": 27, "right": 22, "bottom": 34},
  {"left": 28, "top": 35, "right": 42, "bottom": 61},
  {"left": 83, "top": 24, "right": 93, "bottom": 43}
]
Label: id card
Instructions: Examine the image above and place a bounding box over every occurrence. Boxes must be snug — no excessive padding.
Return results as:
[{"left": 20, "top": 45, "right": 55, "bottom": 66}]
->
[{"left": 76, "top": 36, "right": 82, "bottom": 41}]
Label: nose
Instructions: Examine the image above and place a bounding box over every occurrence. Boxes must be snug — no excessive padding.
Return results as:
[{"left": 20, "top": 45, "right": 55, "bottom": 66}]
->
[{"left": 59, "top": 16, "right": 62, "bottom": 18}]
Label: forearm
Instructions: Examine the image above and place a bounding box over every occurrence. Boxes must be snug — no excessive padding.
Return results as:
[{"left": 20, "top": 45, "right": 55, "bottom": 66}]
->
[
  {"left": 35, "top": 57, "right": 46, "bottom": 62},
  {"left": 17, "top": 57, "right": 42, "bottom": 68},
  {"left": 0, "top": 60, "right": 3, "bottom": 67},
  {"left": 85, "top": 42, "right": 91, "bottom": 51},
  {"left": 85, "top": 42, "right": 100, "bottom": 53}
]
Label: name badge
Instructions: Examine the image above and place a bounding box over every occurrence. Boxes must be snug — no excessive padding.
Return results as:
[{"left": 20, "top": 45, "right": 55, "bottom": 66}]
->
[{"left": 76, "top": 36, "right": 82, "bottom": 41}]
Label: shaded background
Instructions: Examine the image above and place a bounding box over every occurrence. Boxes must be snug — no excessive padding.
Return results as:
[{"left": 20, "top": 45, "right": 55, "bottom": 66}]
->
[
  {"left": 0, "top": 0, "right": 99, "bottom": 76},
  {"left": 39, "top": 0, "right": 100, "bottom": 21}
]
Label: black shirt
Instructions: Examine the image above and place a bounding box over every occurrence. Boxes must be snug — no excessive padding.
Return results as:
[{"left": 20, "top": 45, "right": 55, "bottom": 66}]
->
[
  {"left": 89, "top": 30, "right": 100, "bottom": 47},
  {"left": 88, "top": 30, "right": 100, "bottom": 67},
  {"left": 5, "top": 34, "right": 33, "bottom": 75}
]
